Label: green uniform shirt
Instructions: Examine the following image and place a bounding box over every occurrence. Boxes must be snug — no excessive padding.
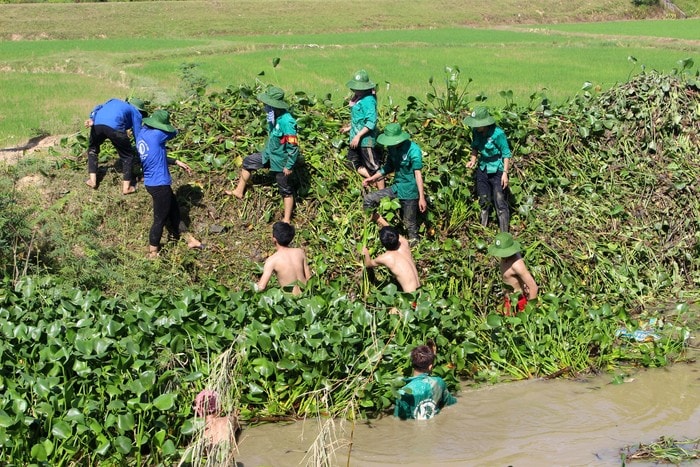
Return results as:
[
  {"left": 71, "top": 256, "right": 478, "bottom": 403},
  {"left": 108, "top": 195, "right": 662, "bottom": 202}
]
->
[
  {"left": 394, "top": 373, "right": 457, "bottom": 420},
  {"left": 350, "top": 94, "right": 377, "bottom": 147},
  {"left": 380, "top": 140, "right": 423, "bottom": 200},
  {"left": 263, "top": 112, "right": 299, "bottom": 172},
  {"left": 471, "top": 126, "right": 511, "bottom": 174}
]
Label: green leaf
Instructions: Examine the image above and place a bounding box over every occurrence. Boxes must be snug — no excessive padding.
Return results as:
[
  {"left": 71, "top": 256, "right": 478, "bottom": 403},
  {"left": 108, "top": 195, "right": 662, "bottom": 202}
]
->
[
  {"left": 486, "top": 314, "right": 502, "bottom": 329},
  {"left": 153, "top": 392, "right": 177, "bottom": 411},
  {"left": 114, "top": 435, "right": 132, "bottom": 454},
  {"left": 117, "top": 412, "right": 135, "bottom": 432},
  {"left": 51, "top": 420, "right": 72, "bottom": 439},
  {"left": 251, "top": 357, "right": 275, "bottom": 378},
  {"left": 31, "top": 443, "right": 48, "bottom": 462},
  {"left": 162, "top": 439, "right": 177, "bottom": 456}
]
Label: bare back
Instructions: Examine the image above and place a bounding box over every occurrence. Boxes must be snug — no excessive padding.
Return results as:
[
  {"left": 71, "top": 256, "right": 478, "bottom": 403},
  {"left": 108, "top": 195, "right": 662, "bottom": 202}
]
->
[
  {"left": 500, "top": 253, "right": 538, "bottom": 299},
  {"left": 375, "top": 237, "right": 420, "bottom": 292},
  {"left": 258, "top": 246, "right": 310, "bottom": 295}
]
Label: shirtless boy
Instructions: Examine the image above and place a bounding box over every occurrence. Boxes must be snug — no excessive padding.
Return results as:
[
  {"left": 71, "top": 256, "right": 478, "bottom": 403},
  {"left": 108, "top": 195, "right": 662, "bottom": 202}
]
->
[
  {"left": 488, "top": 232, "right": 538, "bottom": 313},
  {"left": 362, "top": 216, "right": 420, "bottom": 293},
  {"left": 256, "top": 222, "right": 310, "bottom": 295}
]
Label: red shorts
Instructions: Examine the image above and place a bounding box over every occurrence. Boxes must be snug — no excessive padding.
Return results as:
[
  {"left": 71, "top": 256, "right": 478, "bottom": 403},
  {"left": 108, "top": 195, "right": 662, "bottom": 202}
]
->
[{"left": 502, "top": 294, "right": 528, "bottom": 316}]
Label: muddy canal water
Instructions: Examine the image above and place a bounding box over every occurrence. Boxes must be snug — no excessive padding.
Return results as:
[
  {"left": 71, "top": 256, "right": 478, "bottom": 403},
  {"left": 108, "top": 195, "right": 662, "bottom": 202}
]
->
[{"left": 235, "top": 355, "right": 699, "bottom": 466}]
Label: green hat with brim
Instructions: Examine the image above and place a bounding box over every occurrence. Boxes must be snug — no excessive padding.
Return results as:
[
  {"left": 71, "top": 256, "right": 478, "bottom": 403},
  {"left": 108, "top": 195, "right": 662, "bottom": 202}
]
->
[
  {"left": 377, "top": 123, "right": 410, "bottom": 147},
  {"left": 257, "top": 86, "right": 289, "bottom": 110},
  {"left": 142, "top": 109, "right": 176, "bottom": 133},
  {"left": 463, "top": 106, "right": 496, "bottom": 128},
  {"left": 346, "top": 69, "right": 376, "bottom": 91},
  {"left": 128, "top": 97, "right": 147, "bottom": 112},
  {"left": 488, "top": 232, "right": 521, "bottom": 258}
]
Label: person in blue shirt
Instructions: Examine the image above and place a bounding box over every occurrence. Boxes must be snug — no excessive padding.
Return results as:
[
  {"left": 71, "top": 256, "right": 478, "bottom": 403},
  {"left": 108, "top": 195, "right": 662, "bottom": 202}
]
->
[
  {"left": 394, "top": 344, "right": 457, "bottom": 420},
  {"left": 84, "top": 97, "right": 147, "bottom": 195},
  {"left": 464, "top": 106, "right": 512, "bottom": 232},
  {"left": 136, "top": 110, "right": 202, "bottom": 258}
]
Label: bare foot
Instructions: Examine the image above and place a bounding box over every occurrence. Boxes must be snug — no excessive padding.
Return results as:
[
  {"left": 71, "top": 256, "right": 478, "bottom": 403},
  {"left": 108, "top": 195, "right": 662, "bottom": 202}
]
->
[
  {"left": 85, "top": 179, "right": 97, "bottom": 189},
  {"left": 122, "top": 186, "right": 137, "bottom": 195},
  {"left": 225, "top": 189, "right": 244, "bottom": 199},
  {"left": 187, "top": 240, "right": 203, "bottom": 249}
]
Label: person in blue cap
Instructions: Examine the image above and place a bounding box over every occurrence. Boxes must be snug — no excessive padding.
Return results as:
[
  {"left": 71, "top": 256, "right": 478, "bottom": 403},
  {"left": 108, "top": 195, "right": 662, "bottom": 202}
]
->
[{"left": 84, "top": 97, "right": 147, "bottom": 194}]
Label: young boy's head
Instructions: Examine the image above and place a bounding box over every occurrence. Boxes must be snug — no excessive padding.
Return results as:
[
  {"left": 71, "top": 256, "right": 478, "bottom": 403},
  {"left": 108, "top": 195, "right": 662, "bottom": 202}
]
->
[
  {"left": 272, "top": 221, "right": 295, "bottom": 246},
  {"left": 379, "top": 226, "right": 400, "bottom": 251},
  {"left": 410, "top": 345, "right": 435, "bottom": 373}
]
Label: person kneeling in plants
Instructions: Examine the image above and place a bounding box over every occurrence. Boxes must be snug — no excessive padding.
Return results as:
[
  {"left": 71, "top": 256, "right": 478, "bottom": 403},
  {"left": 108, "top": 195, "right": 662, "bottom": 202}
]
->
[
  {"left": 362, "top": 123, "right": 427, "bottom": 245},
  {"left": 362, "top": 214, "right": 420, "bottom": 293},
  {"left": 394, "top": 344, "right": 456, "bottom": 420},
  {"left": 227, "top": 86, "right": 300, "bottom": 224},
  {"left": 137, "top": 109, "right": 202, "bottom": 258},
  {"left": 256, "top": 221, "right": 311, "bottom": 296},
  {"left": 488, "top": 232, "right": 538, "bottom": 315}
]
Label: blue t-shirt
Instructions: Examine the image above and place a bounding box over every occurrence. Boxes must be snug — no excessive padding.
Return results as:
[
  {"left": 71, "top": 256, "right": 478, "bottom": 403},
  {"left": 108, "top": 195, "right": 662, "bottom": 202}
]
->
[
  {"left": 91, "top": 99, "right": 144, "bottom": 139},
  {"left": 137, "top": 126, "right": 178, "bottom": 187}
]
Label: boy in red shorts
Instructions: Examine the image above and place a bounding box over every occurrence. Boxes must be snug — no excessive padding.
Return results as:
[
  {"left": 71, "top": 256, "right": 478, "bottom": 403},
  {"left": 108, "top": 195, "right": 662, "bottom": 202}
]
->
[{"left": 488, "top": 232, "right": 538, "bottom": 315}]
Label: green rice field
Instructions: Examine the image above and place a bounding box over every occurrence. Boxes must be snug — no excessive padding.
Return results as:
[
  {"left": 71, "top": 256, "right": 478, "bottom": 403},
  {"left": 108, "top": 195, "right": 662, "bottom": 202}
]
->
[{"left": 0, "top": 0, "right": 697, "bottom": 146}]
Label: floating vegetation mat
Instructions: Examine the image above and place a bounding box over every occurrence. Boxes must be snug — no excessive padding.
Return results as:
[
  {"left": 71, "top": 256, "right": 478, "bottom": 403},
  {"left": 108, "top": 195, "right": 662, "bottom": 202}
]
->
[{"left": 622, "top": 436, "right": 700, "bottom": 464}]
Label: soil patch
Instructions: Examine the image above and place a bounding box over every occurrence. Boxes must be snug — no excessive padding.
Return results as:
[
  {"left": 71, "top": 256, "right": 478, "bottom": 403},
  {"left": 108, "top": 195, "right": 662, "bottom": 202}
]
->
[{"left": 0, "top": 134, "right": 65, "bottom": 165}]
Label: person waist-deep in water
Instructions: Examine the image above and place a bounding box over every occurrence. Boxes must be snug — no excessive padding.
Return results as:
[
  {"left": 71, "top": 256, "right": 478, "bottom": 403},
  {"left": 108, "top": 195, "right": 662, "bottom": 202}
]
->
[
  {"left": 363, "top": 213, "right": 420, "bottom": 293},
  {"left": 256, "top": 221, "right": 311, "bottom": 296},
  {"left": 193, "top": 389, "right": 241, "bottom": 461},
  {"left": 394, "top": 344, "right": 456, "bottom": 420},
  {"left": 464, "top": 106, "right": 512, "bottom": 232}
]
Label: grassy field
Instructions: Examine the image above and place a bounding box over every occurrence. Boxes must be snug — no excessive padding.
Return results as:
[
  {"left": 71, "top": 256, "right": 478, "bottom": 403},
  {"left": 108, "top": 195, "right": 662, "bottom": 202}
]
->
[{"left": 0, "top": 0, "right": 698, "bottom": 146}]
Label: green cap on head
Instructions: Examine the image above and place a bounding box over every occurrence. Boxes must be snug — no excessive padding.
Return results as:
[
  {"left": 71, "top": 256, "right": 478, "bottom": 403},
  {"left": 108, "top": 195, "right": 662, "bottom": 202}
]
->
[
  {"left": 346, "top": 69, "right": 376, "bottom": 91},
  {"left": 488, "top": 232, "right": 521, "bottom": 258},
  {"left": 128, "top": 97, "right": 147, "bottom": 112},
  {"left": 376, "top": 123, "right": 410, "bottom": 147},
  {"left": 463, "top": 106, "right": 496, "bottom": 128},
  {"left": 257, "top": 86, "right": 289, "bottom": 110},
  {"left": 142, "top": 109, "right": 176, "bottom": 133}
]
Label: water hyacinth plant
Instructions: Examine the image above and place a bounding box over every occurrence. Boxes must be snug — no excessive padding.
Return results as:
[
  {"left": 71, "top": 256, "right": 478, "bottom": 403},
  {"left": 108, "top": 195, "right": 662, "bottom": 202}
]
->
[{"left": 1, "top": 64, "right": 697, "bottom": 463}]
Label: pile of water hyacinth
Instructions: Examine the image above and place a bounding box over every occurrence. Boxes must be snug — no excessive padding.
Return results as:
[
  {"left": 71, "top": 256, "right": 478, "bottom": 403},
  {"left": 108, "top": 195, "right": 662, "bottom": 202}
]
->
[{"left": 0, "top": 65, "right": 697, "bottom": 464}]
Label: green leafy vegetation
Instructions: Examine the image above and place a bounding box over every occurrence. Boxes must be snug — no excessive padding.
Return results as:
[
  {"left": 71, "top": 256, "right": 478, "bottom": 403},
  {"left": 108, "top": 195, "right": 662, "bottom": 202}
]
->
[
  {"left": 0, "top": 62, "right": 697, "bottom": 463},
  {"left": 1, "top": 3, "right": 698, "bottom": 146},
  {"left": 622, "top": 436, "right": 700, "bottom": 464}
]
